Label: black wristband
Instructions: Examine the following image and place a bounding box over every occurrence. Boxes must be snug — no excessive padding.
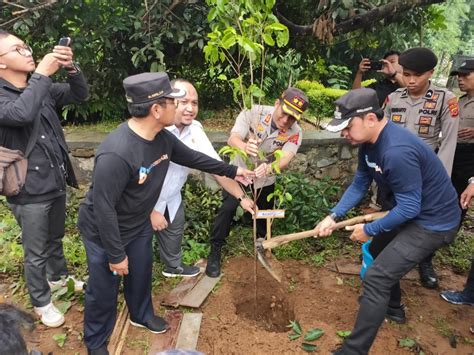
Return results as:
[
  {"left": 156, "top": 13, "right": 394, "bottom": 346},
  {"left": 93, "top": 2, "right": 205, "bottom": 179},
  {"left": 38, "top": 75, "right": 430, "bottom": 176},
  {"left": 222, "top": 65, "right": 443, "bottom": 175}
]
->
[{"left": 389, "top": 72, "right": 397, "bottom": 79}]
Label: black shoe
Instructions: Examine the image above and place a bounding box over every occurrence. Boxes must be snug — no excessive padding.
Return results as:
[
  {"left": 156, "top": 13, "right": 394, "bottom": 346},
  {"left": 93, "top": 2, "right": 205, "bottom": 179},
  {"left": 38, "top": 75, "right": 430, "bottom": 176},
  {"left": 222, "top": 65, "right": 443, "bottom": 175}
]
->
[
  {"left": 129, "top": 315, "right": 169, "bottom": 334},
  {"left": 418, "top": 260, "right": 439, "bottom": 289},
  {"left": 385, "top": 304, "right": 406, "bottom": 324},
  {"left": 205, "top": 245, "right": 222, "bottom": 278},
  {"left": 88, "top": 345, "right": 109, "bottom": 355},
  {"left": 162, "top": 264, "right": 201, "bottom": 278}
]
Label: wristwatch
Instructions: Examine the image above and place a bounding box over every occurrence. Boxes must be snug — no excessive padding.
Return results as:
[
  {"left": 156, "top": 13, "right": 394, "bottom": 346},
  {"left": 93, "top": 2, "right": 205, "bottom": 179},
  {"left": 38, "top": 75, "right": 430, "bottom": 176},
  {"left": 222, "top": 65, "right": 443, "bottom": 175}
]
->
[
  {"left": 238, "top": 193, "right": 246, "bottom": 202},
  {"left": 329, "top": 212, "right": 338, "bottom": 221},
  {"left": 65, "top": 61, "right": 81, "bottom": 75},
  {"left": 468, "top": 177, "right": 474, "bottom": 184}
]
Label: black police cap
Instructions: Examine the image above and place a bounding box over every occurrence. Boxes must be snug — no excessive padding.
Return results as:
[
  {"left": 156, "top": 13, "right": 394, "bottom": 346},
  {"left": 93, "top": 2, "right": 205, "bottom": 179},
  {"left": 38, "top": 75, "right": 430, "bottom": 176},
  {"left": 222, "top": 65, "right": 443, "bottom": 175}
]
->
[
  {"left": 449, "top": 59, "right": 474, "bottom": 76},
  {"left": 325, "top": 88, "right": 383, "bottom": 132},
  {"left": 123, "top": 72, "right": 185, "bottom": 104},
  {"left": 399, "top": 47, "right": 438, "bottom": 73}
]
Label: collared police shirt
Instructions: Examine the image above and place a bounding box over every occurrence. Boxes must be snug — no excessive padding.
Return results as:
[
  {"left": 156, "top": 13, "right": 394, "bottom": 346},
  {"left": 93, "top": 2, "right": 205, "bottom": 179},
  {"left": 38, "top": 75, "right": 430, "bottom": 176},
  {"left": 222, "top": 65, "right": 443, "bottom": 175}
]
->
[
  {"left": 384, "top": 82, "right": 459, "bottom": 175},
  {"left": 458, "top": 94, "right": 474, "bottom": 144},
  {"left": 231, "top": 105, "right": 302, "bottom": 188}
]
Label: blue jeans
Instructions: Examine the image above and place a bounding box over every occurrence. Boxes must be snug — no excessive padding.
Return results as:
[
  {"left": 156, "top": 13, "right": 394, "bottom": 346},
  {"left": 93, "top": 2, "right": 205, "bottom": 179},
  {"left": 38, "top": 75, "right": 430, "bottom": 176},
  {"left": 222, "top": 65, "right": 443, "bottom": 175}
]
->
[{"left": 82, "top": 223, "right": 155, "bottom": 350}]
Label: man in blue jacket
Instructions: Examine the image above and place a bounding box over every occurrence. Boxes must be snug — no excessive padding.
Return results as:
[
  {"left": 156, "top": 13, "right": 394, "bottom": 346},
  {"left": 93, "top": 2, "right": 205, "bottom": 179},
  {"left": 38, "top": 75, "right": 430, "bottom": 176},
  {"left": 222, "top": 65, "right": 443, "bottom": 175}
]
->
[
  {"left": 0, "top": 30, "right": 88, "bottom": 328},
  {"left": 316, "top": 88, "right": 460, "bottom": 354}
]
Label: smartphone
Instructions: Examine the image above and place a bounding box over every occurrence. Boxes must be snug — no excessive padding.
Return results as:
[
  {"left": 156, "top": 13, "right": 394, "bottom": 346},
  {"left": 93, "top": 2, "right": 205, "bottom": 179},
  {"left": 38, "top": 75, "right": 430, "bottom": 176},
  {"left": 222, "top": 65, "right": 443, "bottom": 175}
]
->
[
  {"left": 369, "top": 60, "right": 383, "bottom": 71},
  {"left": 58, "top": 37, "right": 71, "bottom": 47}
]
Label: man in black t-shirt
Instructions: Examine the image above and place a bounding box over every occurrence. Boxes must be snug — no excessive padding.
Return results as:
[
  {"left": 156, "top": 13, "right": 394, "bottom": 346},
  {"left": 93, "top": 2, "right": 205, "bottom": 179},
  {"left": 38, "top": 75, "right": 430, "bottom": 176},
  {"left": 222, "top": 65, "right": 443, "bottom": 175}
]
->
[{"left": 77, "top": 72, "right": 253, "bottom": 355}]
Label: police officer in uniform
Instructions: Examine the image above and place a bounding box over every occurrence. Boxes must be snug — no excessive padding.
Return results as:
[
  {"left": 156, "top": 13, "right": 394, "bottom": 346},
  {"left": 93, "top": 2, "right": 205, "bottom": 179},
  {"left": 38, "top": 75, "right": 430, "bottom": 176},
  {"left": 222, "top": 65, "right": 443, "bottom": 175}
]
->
[
  {"left": 449, "top": 59, "right": 474, "bottom": 221},
  {"left": 205, "top": 88, "right": 308, "bottom": 278},
  {"left": 384, "top": 47, "right": 460, "bottom": 289}
]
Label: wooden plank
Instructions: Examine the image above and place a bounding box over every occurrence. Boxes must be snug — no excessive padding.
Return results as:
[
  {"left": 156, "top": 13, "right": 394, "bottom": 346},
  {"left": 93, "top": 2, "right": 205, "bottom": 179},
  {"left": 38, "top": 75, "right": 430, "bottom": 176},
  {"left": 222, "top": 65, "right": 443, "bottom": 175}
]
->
[
  {"left": 109, "top": 303, "right": 129, "bottom": 355},
  {"left": 148, "top": 310, "right": 183, "bottom": 354},
  {"left": 179, "top": 275, "right": 222, "bottom": 308},
  {"left": 161, "top": 276, "right": 202, "bottom": 307},
  {"left": 161, "top": 260, "right": 207, "bottom": 307},
  {"left": 335, "top": 261, "right": 419, "bottom": 280},
  {"left": 175, "top": 313, "right": 203, "bottom": 350}
]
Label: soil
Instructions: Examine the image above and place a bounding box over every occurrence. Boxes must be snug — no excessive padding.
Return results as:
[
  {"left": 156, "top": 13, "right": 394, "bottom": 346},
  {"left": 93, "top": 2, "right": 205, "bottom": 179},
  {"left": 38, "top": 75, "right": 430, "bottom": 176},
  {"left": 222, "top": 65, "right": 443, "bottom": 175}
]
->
[{"left": 7, "top": 255, "right": 472, "bottom": 354}]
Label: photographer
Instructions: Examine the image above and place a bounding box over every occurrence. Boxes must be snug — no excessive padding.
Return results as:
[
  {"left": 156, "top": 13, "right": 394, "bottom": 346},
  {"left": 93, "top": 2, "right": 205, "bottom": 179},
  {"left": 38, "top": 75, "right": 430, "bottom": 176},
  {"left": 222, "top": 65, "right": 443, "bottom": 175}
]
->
[
  {"left": 352, "top": 50, "right": 404, "bottom": 106},
  {"left": 0, "top": 30, "right": 88, "bottom": 328}
]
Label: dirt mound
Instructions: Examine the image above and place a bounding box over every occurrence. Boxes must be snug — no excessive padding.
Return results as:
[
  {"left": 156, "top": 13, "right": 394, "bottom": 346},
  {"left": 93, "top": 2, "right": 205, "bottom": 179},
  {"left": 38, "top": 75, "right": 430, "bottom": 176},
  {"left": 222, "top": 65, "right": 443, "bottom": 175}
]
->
[{"left": 198, "top": 256, "right": 473, "bottom": 355}]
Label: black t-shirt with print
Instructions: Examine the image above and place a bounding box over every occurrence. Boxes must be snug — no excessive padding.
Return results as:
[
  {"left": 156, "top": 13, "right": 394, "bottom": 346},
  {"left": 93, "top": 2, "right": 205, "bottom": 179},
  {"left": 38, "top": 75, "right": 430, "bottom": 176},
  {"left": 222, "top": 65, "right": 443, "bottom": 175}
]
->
[{"left": 78, "top": 122, "right": 237, "bottom": 263}]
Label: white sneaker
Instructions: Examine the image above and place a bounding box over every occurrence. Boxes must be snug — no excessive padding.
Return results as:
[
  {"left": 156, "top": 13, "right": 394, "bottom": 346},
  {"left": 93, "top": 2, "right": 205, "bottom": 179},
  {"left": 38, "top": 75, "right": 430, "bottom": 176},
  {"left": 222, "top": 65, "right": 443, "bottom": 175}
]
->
[
  {"left": 48, "top": 276, "right": 85, "bottom": 292},
  {"left": 34, "top": 302, "right": 65, "bottom": 327}
]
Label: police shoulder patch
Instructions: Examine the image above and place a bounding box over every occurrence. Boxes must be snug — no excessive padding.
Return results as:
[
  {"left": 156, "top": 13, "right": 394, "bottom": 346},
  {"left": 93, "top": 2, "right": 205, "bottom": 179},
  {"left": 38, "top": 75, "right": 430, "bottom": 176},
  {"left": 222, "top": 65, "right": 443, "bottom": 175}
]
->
[{"left": 447, "top": 97, "right": 459, "bottom": 117}]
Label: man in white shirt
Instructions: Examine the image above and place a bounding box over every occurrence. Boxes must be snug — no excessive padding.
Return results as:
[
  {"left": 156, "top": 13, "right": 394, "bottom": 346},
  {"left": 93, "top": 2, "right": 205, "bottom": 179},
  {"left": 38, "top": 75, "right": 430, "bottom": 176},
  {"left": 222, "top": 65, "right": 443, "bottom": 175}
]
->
[{"left": 151, "top": 79, "right": 254, "bottom": 277}]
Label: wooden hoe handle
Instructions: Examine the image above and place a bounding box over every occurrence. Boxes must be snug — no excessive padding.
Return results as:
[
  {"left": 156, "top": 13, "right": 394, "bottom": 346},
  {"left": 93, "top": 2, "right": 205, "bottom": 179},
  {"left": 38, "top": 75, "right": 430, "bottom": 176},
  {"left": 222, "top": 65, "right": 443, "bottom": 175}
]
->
[{"left": 261, "top": 211, "right": 388, "bottom": 250}]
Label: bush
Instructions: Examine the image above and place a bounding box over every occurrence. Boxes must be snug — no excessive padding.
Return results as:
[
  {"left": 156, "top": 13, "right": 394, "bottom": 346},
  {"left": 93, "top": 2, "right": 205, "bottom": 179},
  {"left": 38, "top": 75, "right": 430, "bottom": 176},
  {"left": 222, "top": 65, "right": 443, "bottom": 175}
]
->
[{"left": 295, "top": 80, "right": 347, "bottom": 121}]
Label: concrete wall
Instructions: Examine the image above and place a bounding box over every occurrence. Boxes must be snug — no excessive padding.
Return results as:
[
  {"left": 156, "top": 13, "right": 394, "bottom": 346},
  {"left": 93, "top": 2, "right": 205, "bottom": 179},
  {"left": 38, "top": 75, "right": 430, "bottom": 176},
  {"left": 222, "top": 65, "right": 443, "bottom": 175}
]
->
[{"left": 66, "top": 130, "right": 359, "bottom": 186}]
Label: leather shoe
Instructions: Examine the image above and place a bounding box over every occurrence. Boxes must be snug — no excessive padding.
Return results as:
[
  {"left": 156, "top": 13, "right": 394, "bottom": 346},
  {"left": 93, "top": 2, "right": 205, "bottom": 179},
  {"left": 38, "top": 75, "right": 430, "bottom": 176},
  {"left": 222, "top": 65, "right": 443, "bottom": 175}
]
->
[
  {"left": 418, "top": 259, "right": 439, "bottom": 289},
  {"left": 205, "top": 245, "right": 222, "bottom": 278},
  {"left": 385, "top": 304, "right": 406, "bottom": 323}
]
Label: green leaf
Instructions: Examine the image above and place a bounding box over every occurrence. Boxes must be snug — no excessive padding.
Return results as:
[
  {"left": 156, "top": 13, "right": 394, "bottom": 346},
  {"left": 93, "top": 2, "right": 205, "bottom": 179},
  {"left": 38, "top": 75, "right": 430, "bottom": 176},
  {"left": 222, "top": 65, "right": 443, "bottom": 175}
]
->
[
  {"left": 285, "top": 193, "right": 293, "bottom": 201},
  {"left": 217, "top": 74, "right": 227, "bottom": 80},
  {"left": 398, "top": 338, "right": 416, "bottom": 348},
  {"left": 286, "top": 320, "right": 302, "bottom": 335},
  {"left": 53, "top": 333, "right": 67, "bottom": 348},
  {"left": 304, "top": 328, "right": 324, "bottom": 341},
  {"left": 262, "top": 33, "right": 275, "bottom": 46},
  {"left": 55, "top": 301, "right": 72, "bottom": 315},
  {"left": 336, "top": 330, "right": 351, "bottom": 338},
  {"left": 301, "top": 343, "right": 318, "bottom": 352},
  {"left": 288, "top": 332, "right": 301, "bottom": 341}
]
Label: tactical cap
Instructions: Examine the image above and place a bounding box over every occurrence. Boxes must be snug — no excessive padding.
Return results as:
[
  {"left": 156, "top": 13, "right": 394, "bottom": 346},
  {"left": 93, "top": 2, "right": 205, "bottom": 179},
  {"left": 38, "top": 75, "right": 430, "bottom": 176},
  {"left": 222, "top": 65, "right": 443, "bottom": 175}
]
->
[
  {"left": 279, "top": 87, "right": 309, "bottom": 121},
  {"left": 123, "top": 72, "right": 185, "bottom": 104},
  {"left": 449, "top": 59, "right": 474, "bottom": 76},
  {"left": 399, "top": 47, "right": 438, "bottom": 73},
  {"left": 325, "top": 88, "right": 382, "bottom": 132}
]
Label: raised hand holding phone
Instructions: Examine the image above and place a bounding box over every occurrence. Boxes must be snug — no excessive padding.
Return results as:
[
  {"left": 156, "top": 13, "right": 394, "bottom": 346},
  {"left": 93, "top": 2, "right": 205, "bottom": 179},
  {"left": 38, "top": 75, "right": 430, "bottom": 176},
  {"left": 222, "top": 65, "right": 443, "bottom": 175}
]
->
[{"left": 53, "top": 37, "right": 74, "bottom": 69}]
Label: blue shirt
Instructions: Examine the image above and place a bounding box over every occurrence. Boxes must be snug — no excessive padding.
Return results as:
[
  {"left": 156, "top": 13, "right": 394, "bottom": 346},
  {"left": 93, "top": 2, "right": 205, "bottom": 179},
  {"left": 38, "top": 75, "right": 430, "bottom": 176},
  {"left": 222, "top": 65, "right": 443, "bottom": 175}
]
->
[{"left": 332, "top": 121, "right": 460, "bottom": 235}]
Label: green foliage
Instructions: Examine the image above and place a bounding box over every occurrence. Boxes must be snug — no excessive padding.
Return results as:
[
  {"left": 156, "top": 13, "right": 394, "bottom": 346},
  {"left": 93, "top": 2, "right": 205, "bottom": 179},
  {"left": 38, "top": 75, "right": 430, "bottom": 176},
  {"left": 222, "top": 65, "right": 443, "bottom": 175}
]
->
[
  {"left": 336, "top": 330, "right": 352, "bottom": 338},
  {"left": 295, "top": 80, "right": 347, "bottom": 121},
  {"left": 182, "top": 177, "right": 222, "bottom": 244},
  {"left": 326, "top": 65, "right": 352, "bottom": 90},
  {"left": 53, "top": 333, "right": 67, "bottom": 348},
  {"left": 361, "top": 79, "right": 377, "bottom": 87},
  {"left": 204, "top": 0, "right": 289, "bottom": 109},
  {"left": 272, "top": 173, "right": 341, "bottom": 235},
  {"left": 287, "top": 321, "right": 323, "bottom": 352},
  {"left": 436, "top": 226, "right": 474, "bottom": 272},
  {"left": 304, "top": 328, "right": 324, "bottom": 341}
]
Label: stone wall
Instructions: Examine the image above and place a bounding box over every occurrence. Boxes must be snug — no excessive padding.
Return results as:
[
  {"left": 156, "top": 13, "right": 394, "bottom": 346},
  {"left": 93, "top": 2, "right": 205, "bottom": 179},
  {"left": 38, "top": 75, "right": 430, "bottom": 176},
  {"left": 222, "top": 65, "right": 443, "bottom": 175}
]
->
[{"left": 66, "top": 130, "right": 359, "bottom": 186}]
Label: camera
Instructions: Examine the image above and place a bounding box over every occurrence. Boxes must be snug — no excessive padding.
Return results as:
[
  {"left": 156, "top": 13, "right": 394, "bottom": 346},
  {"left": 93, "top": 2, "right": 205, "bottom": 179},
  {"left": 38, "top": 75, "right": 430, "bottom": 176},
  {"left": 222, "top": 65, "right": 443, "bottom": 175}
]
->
[
  {"left": 58, "top": 37, "right": 71, "bottom": 47},
  {"left": 369, "top": 60, "right": 383, "bottom": 71}
]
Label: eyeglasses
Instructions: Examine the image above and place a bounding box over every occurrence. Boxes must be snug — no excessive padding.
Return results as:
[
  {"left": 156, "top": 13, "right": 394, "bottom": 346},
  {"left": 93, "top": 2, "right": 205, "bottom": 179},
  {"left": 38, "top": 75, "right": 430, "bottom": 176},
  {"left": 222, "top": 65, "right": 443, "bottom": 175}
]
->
[{"left": 0, "top": 45, "right": 33, "bottom": 57}]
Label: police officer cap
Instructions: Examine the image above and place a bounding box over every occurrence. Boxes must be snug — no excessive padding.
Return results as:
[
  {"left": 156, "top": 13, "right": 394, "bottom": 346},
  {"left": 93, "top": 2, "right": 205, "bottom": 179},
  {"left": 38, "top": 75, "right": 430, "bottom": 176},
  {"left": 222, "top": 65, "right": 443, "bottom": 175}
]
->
[
  {"left": 123, "top": 72, "right": 185, "bottom": 104},
  {"left": 449, "top": 59, "right": 474, "bottom": 76},
  {"left": 398, "top": 47, "right": 437, "bottom": 73},
  {"left": 325, "top": 88, "right": 383, "bottom": 132}
]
